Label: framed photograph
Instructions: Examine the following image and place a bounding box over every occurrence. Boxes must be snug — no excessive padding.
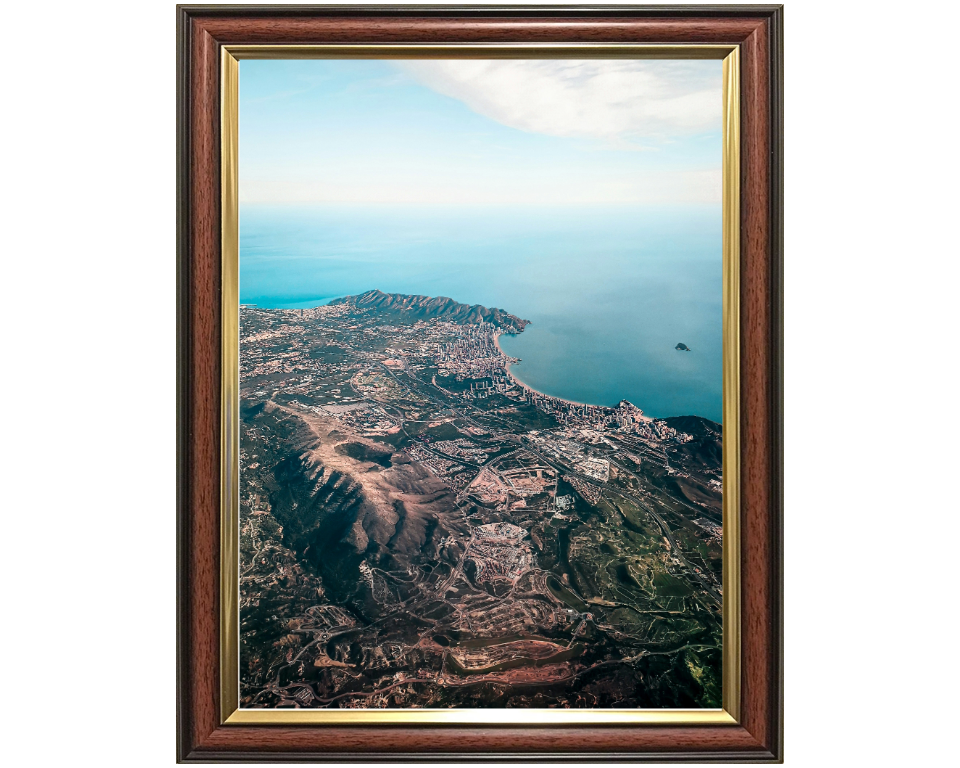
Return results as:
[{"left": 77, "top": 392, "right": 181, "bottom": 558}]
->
[{"left": 177, "top": 4, "right": 783, "bottom": 762}]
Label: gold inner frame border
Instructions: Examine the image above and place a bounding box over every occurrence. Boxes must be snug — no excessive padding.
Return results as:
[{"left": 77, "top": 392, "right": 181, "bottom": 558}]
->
[{"left": 219, "top": 43, "right": 740, "bottom": 726}]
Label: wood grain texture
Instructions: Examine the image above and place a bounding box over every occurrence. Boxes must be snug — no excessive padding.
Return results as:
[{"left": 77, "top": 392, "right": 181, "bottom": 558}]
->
[
  {"left": 176, "top": 5, "right": 783, "bottom": 762},
  {"left": 178, "top": 13, "right": 223, "bottom": 761},
  {"left": 738, "top": 20, "right": 775, "bottom": 755},
  {"left": 196, "top": 16, "right": 768, "bottom": 44}
]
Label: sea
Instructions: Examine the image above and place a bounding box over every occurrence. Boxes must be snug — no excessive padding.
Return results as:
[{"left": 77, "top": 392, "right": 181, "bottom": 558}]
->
[{"left": 240, "top": 204, "right": 723, "bottom": 423}]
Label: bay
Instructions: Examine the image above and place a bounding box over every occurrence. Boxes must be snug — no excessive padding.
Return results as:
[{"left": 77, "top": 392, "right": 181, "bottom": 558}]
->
[{"left": 240, "top": 204, "right": 722, "bottom": 422}]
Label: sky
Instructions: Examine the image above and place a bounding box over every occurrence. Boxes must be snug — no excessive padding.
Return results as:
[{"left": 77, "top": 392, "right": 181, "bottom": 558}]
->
[{"left": 239, "top": 58, "right": 722, "bottom": 207}]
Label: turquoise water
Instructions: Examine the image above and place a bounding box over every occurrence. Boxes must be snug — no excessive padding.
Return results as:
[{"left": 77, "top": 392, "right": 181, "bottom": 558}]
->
[{"left": 240, "top": 204, "right": 722, "bottom": 422}]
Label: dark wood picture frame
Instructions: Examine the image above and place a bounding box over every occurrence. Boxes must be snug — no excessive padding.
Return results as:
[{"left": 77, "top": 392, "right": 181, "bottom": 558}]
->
[{"left": 177, "top": 4, "right": 783, "bottom": 762}]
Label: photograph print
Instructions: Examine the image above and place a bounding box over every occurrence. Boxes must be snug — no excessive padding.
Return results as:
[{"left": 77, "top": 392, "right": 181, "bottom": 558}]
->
[{"left": 236, "top": 56, "right": 727, "bottom": 710}]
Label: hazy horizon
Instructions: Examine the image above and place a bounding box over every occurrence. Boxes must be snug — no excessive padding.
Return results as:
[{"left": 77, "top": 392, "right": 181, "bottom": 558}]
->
[{"left": 239, "top": 59, "right": 722, "bottom": 207}]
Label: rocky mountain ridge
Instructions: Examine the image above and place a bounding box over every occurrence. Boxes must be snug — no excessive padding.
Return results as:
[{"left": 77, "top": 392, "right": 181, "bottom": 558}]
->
[{"left": 331, "top": 289, "right": 530, "bottom": 330}]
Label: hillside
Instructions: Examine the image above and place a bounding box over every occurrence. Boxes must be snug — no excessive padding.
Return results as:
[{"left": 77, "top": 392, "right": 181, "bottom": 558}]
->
[
  {"left": 331, "top": 289, "right": 530, "bottom": 330},
  {"left": 663, "top": 415, "right": 722, "bottom": 440}
]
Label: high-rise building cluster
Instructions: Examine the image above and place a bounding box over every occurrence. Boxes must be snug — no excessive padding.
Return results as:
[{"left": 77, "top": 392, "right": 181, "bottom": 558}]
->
[{"left": 430, "top": 321, "right": 693, "bottom": 442}]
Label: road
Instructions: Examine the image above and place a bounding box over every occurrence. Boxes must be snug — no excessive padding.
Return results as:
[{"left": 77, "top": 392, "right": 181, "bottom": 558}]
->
[
  {"left": 358, "top": 365, "right": 722, "bottom": 610},
  {"left": 519, "top": 440, "right": 722, "bottom": 609}
]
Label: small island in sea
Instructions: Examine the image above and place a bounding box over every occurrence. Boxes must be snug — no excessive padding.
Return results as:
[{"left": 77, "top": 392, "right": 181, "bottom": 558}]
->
[
  {"left": 238, "top": 291, "right": 723, "bottom": 709},
  {"left": 676, "top": 343, "right": 692, "bottom": 351}
]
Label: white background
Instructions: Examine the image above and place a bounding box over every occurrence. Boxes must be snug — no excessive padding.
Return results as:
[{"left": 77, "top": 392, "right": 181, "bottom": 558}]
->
[{"left": 2, "top": 0, "right": 957, "bottom": 765}]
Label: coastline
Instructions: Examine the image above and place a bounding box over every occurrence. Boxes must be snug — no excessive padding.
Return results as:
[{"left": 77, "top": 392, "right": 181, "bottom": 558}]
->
[
  {"left": 250, "top": 293, "right": 705, "bottom": 421},
  {"left": 493, "top": 329, "right": 628, "bottom": 413},
  {"left": 241, "top": 295, "right": 349, "bottom": 310}
]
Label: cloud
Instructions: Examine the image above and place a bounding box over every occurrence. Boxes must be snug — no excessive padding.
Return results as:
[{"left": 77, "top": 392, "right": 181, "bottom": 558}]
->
[{"left": 398, "top": 59, "right": 721, "bottom": 141}]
